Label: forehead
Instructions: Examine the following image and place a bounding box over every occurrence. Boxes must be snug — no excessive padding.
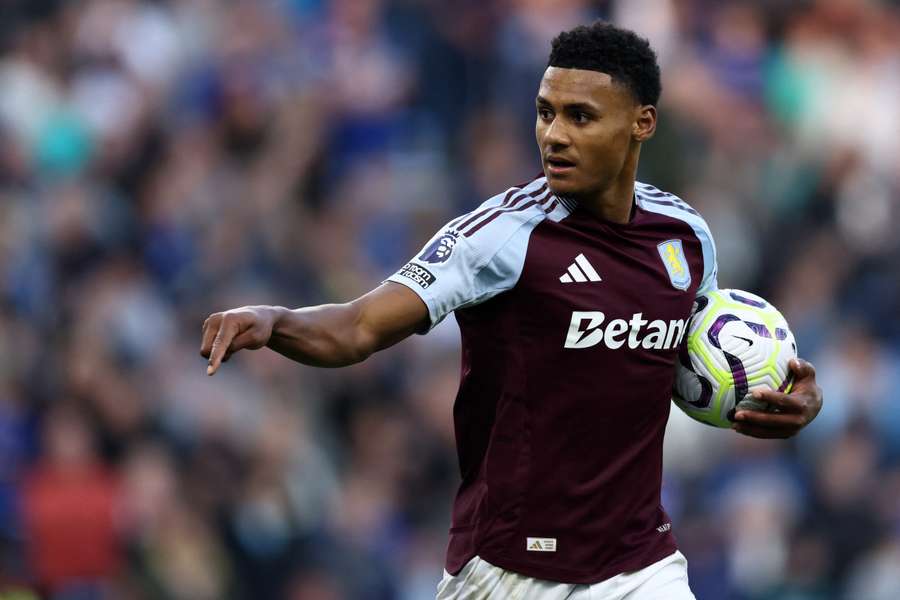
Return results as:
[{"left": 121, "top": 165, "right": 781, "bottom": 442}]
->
[{"left": 538, "top": 66, "right": 634, "bottom": 106}]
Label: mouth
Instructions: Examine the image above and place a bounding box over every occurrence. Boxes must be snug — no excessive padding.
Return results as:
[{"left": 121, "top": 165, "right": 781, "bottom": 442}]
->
[{"left": 544, "top": 155, "right": 576, "bottom": 176}]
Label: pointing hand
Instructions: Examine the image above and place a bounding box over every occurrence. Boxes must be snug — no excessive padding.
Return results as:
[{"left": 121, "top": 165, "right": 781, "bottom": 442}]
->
[{"left": 200, "top": 306, "right": 277, "bottom": 375}]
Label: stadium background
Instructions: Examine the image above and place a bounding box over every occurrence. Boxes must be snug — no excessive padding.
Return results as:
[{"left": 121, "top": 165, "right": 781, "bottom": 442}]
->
[{"left": 0, "top": 0, "right": 898, "bottom": 598}]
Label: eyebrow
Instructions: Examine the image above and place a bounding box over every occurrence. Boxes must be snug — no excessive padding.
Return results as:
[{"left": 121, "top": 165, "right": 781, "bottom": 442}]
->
[{"left": 535, "top": 95, "right": 599, "bottom": 112}]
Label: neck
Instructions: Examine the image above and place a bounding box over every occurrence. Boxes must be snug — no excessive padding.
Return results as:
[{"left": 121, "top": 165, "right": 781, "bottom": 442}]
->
[{"left": 577, "top": 145, "right": 640, "bottom": 224}]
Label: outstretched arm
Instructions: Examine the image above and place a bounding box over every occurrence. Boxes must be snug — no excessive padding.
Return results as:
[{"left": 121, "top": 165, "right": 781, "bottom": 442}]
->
[{"left": 200, "top": 282, "right": 429, "bottom": 374}]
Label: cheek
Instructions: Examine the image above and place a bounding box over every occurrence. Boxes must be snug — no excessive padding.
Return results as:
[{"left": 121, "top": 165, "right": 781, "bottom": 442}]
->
[
  {"left": 583, "top": 126, "right": 630, "bottom": 169},
  {"left": 535, "top": 115, "right": 552, "bottom": 139},
  {"left": 580, "top": 142, "right": 616, "bottom": 173}
]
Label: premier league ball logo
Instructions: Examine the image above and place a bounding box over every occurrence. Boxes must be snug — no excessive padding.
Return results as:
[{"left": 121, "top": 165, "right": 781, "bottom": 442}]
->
[{"left": 418, "top": 230, "right": 459, "bottom": 264}]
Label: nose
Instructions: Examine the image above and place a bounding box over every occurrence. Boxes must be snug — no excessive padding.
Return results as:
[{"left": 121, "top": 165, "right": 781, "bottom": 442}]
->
[{"left": 542, "top": 116, "right": 570, "bottom": 149}]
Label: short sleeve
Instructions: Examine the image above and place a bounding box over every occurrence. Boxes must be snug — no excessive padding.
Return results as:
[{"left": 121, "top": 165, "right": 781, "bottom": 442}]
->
[
  {"left": 694, "top": 223, "right": 718, "bottom": 296},
  {"left": 634, "top": 182, "right": 718, "bottom": 297},
  {"left": 386, "top": 180, "right": 552, "bottom": 331}
]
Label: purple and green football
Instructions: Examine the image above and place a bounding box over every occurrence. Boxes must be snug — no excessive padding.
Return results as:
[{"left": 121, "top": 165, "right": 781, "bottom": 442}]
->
[{"left": 673, "top": 289, "right": 797, "bottom": 428}]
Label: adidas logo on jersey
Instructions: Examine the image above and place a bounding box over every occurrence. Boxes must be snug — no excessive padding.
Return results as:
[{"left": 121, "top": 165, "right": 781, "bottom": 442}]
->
[
  {"left": 564, "top": 311, "right": 687, "bottom": 350},
  {"left": 526, "top": 537, "right": 557, "bottom": 552},
  {"left": 560, "top": 253, "right": 601, "bottom": 283}
]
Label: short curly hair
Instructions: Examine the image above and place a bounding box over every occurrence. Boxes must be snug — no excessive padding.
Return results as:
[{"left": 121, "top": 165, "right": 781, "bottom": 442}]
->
[{"left": 548, "top": 21, "right": 661, "bottom": 106}]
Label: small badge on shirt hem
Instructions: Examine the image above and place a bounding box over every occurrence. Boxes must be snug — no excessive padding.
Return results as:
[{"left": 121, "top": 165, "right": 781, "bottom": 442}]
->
[{"left": 526, "top": 537, "right": 557, "bottom": 552}]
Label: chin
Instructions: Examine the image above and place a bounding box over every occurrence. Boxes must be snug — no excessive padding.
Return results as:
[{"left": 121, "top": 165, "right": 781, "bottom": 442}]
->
[{"left": 545, "top": 177, "right": 584, "bottom": 198}]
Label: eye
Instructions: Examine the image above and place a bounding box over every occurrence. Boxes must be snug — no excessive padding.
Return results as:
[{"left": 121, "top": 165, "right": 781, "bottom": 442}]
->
[
  {"left": 538, "top": 108, "right": 553, "bottom": 121},
  {"left": 573, "top": 111, "right": 592, "bottom": 124}
]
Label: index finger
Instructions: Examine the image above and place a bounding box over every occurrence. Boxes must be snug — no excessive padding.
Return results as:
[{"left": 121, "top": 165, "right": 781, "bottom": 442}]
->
[
  {"left": 207, "top": 318, "right": 239, "bottom": 375},
  {"left": 741, "top": 386, "right": 804, "bottom": 413},
  {"left": 733, "top": 408, "right": 805, "bottom": 428},
  {"left": 200, "top": 314, "right": 220, "bottom": 359}
]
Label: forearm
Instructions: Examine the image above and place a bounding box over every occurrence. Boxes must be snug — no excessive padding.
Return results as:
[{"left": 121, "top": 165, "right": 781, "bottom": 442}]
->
[
  {"left": 266, "top": 304, "right": 375, "bottom": 368},
  {"left": 201, "top": 283, "right": 427, "bottom": 374}
]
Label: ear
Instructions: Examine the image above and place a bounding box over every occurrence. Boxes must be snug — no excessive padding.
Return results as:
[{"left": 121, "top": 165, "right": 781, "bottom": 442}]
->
[{"left": 633, "top": 105, "right": 657, "bottom": 142}]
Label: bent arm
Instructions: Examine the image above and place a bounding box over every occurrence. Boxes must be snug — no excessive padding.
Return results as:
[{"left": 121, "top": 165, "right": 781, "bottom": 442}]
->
[
  {"left": 201, "top": 282, "right": 429, "bottom": 373},
  {"left": 267, "top": 283, "right": 429, "bottom": 367}
]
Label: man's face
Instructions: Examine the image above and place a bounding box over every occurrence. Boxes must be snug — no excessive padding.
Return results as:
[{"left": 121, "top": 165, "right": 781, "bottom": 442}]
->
[{"left": 535, "top": 67, "right": 642, "bottom": 198}]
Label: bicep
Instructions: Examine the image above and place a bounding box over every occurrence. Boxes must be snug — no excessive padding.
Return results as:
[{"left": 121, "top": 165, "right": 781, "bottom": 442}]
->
[{"left": 352, "top": 282, "right": 430, "bottom": 353}]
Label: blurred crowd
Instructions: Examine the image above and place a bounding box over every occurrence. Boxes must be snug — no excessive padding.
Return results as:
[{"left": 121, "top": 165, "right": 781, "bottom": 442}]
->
[{"left": 0, "top": 0, "right": 897, "bottom": 598}]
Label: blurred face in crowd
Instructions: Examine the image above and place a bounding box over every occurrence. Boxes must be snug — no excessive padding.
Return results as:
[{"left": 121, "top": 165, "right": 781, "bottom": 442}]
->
[{"left": 536, "top": 67, "right": 655, "bottom": 199}]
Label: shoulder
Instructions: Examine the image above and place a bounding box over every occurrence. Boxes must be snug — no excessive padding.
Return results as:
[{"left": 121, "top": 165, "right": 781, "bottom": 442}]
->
[
  {"left": 635, "top": 181, "right": 718, "bottom": 290},
  {"left": 409, "top": 176, "right": 570, "bottom": 279},
  {"left": 387, "top": 176, "right": 569, "bottom": 329},
  {"left": 634, "top": 181, "right": 713, "bottom": 240},
  {"left": 448, "top": 176, "right": 572, "bottom": 243}
]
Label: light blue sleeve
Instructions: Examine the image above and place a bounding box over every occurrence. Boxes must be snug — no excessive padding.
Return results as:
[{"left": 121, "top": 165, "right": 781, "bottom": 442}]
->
[
  {"left": 634, "top": 183, "right": 718, "bottom": 296},
  {"left": 386, "top": 186, "right": 549, "bottom": 331},
  {"left": 695, "top": 222, "right": 718, "bottom": 296}
]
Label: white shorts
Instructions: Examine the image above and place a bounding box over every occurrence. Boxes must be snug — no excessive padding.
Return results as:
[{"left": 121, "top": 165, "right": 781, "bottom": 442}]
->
[{"left": 435, "top": 550, "right": 695, "bottom": 600}]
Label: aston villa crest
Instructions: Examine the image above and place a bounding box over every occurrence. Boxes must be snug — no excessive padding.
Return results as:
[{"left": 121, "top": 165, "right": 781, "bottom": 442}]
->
[{"left": 657, "top": 239, "right": 691, "bottom": 290}]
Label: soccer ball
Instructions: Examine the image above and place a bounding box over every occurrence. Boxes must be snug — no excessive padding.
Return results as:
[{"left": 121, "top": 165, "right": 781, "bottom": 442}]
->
[{"left": 672, "top": 289, "right": 797, "bottom": 428}]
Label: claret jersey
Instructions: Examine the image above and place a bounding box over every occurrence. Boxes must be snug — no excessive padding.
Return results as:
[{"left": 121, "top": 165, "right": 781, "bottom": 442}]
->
[{"left": 387, "top": 175, "right": 717, "bottom": 584}]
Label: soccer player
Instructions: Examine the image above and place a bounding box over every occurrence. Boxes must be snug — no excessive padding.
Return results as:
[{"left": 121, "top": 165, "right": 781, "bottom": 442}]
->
[{"left": 201, "top": 22, "right": 823, "bottom": 599}]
